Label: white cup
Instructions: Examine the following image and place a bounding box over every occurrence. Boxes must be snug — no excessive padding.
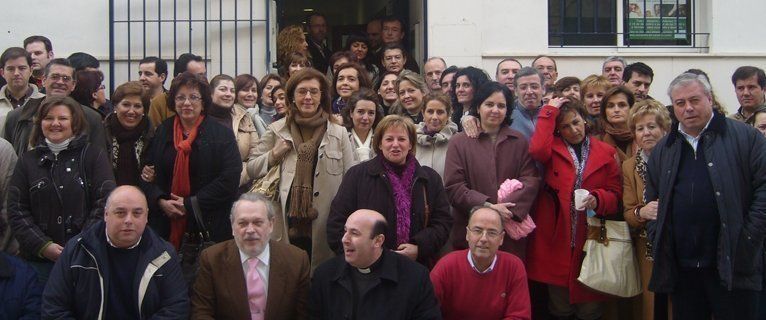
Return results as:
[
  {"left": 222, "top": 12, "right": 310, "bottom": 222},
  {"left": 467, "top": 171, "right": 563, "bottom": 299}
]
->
[{"left": 574, "top": 189, "right": 590, "bottom": 211}]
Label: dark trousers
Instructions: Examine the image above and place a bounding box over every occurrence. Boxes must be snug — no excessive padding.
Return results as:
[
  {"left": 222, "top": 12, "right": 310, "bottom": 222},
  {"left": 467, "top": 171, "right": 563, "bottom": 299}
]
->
[{"left": 672, "top": 267, "right": 758, "bottom": 320}]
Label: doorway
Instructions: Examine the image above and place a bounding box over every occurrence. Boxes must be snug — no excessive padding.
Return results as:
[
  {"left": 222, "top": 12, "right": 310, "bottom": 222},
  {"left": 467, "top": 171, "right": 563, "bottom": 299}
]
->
[{"left": 272, "top": 0, "right": 426, "bottom": 70}]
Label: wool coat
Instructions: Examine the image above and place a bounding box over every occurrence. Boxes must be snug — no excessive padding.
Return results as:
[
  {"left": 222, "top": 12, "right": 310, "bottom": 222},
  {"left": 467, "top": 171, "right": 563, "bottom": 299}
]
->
[{"left": 525, "top": 105, "right": 622, "bottom": 304}]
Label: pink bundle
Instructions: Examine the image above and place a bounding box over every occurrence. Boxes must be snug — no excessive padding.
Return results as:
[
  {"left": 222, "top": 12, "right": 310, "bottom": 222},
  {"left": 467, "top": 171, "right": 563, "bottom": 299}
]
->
[{"left": 497, "top": 179, "right": 536, "bottom": 240}]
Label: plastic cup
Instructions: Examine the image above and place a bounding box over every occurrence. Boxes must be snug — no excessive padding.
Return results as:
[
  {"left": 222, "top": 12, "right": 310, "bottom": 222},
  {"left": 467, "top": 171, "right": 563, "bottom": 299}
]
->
[{"left": 574, "top": 189, "right": 590, "bottom": 211}]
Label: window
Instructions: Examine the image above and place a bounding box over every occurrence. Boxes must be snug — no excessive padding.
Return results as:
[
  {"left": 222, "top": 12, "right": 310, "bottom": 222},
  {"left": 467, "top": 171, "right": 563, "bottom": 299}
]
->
[{"left": 548, "top": 0, "right": 694, "bottom": 47}]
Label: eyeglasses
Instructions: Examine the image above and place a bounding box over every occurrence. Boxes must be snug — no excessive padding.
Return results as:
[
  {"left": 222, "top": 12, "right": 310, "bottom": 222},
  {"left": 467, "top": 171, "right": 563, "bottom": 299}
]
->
[
  {"left": 466, "top": 227, "right": 503, "bottom": 239},
  {"left": 296, "top": 88, "right": 320, "bottom": 97},
  {"left": 48, "top": 73, "right": 73, "bottom": 83},
  {"left": 175, "top": 95, "right": 202, "bottom": 103}
]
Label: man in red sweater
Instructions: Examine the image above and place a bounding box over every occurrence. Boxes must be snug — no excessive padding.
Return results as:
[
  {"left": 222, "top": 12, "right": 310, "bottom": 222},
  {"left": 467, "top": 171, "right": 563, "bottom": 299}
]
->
[{"left": 430, "top": 206, "right": 531, "bottom": 320}]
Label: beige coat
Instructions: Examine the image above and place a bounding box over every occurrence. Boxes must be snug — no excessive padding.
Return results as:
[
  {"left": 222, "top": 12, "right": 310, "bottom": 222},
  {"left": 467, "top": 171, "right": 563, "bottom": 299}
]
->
[
  {"left": 415, "top": 122, "right": 457, "bottom": 181},
  {"left": 247, "top": 117, "right": 355, "bottom": 270},
  {"left": 232, "top": 104, "right": 259, "bottom": 187}
]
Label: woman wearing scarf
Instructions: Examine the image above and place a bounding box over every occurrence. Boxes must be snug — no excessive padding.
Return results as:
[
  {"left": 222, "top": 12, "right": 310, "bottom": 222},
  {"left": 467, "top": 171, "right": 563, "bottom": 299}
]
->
[
  {"left": 104, "top": 81, "right": 154, "bottom": 186},
  {"left": 622, "top": 100, "right": 671, "bottom": 320},
  {"left": 248, "top": 68, "right": 354, "bottom": 270},
  {"left": 142, "top": 72, "right": 241, "bottom": 252},
  {"left": 416, "top": 93, "right": 457, "bottom": 180},
  {"left": 7, "top": 96, "right": 115, "bottom": 282},
  {"left": 331, "top": 62, "right": 372, "bottom": 118},
  {"left": 390, "top": 70, "right": 430, "bottom": 124},
  {"left": 526, "top": 97, "right": 622, "bottom": 320},
  {"left": 444, "top": 82, "right": 540, "bottom": 259},
  {"left": 327, "top": 115, "right": 453, "bottom": 266},
  {"left": 598, "top": 86, "right": 637, "bottom": 163},
  {"left": 341, "top": 88, "right": 384, "bottom": 162},
  {"left": 207, "top": 74, "right": 259, "bottom": 191}
]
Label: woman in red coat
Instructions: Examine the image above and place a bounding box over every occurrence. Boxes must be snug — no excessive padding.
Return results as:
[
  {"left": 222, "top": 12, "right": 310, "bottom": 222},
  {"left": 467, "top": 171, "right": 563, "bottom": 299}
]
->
[{"left": 526, "top": 97, "right": 622, "bottom": 320}]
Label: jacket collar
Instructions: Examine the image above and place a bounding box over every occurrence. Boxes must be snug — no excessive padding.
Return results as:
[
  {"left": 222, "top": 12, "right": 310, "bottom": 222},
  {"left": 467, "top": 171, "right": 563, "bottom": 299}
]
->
[
  {"left": 665, "top": 110, "right": 726, "bottom": 147},
  {"left": 366, "top": 154, "right": 430, "bottom": 181}
]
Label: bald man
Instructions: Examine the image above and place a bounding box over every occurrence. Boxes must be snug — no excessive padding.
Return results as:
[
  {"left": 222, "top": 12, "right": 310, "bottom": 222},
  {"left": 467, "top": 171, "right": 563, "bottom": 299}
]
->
[
  {"left": 43, "top": 186, "right": 189, "bottom": 319},
  {"left": 311, "top": 209, "right": 441, "bottom": 320}
]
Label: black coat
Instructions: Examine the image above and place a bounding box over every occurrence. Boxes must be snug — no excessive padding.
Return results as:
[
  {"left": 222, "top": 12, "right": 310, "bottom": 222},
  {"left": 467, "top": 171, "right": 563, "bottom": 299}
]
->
[
  {"left": 646, "top": 111, "right": 766, "bottom": 292},
  {"left": 141, "top": 116, "right": 241, "bottom": 242},
  {"left": 6, "top": 135, "right": 116, "bottom": 260},
  {"left": 42, "top": 220, "right": 189, "bottom": 319},
  {"left": 327, "top": 156, "right": 452, "bottom": 264},
  {"left": 309, "top": 250, "right": 441, "bottom": 320}
]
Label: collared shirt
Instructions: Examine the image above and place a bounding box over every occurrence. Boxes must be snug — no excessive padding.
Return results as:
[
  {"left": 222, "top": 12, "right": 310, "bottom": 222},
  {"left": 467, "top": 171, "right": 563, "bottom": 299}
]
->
[
  {"left": 105, "top": 228, "right": 142, "bottom": 249},
  {"left": 466, "top": 250, "right": 497, "bottom": 274},
  {"left": 239, "top": 243, "right": 271, "bottom": 297},
  {"left": 678, "top": 113, "right": 714, "bottom": 152},
  {"left": 4, "top": 86, "right": 33, "bottom": 109}
]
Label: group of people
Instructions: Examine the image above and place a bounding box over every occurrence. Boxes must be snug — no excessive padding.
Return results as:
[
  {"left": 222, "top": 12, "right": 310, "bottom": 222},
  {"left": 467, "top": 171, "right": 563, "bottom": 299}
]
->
[{"left": 0, "top": 14, "right": 765, "bottom": 320}]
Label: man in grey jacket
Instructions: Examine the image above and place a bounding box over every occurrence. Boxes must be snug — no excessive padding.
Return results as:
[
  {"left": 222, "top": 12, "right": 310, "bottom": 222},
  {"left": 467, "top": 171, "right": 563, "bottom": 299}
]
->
[{"left": 646, "top": 72, "right": 766, "bottom": 319}]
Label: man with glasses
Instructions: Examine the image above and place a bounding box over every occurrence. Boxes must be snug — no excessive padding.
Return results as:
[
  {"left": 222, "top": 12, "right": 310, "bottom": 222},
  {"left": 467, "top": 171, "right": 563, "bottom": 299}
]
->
[
  {"left": 3, "top": 58, "right": 106, "bottom": 154},
  {"left": 148, "top": 53, "right": 206, "bottom": 126},
  {"left": 430, "top": 206, "right": 531, "bottom": 320},
  {"left": 0, "top": 47, "right": 45, "bottom": 135}
]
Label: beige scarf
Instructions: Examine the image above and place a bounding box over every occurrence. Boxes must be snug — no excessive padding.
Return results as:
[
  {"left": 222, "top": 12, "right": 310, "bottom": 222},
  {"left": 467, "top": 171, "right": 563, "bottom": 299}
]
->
[{"left": 287, "top": 110, "right": 328, "bottom": 225}]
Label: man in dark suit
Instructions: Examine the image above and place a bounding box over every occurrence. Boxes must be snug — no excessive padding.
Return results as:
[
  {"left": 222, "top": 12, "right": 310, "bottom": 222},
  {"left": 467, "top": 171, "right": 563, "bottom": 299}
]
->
[{"left": 191, "top": 193, "right": 310, "bottom": 320}]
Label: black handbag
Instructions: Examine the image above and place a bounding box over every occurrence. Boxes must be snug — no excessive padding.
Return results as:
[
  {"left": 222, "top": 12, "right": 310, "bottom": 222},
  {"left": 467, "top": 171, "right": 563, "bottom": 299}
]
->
[{"left": 178, "top": 197, "right": 216, "bottom": 286}]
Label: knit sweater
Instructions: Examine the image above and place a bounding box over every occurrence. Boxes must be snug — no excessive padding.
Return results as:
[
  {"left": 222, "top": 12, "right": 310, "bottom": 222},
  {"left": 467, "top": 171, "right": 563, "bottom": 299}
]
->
[{"left": 430, "top": 250, "right": 531, "bottom": 320}]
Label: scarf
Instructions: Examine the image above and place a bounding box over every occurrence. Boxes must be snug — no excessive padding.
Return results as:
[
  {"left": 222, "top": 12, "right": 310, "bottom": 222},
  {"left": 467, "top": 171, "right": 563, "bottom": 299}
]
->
[
  {"left": 381, "top": 154, "right": 417, "bottom": 245},
  {"left": 286, "top": 110, "right": 328, "bottom": 231},
  {"left": 600, "top": 119, "right": 634, "bottom": 144},
  {"left": 635, "top": 149, "right": 654, "bottom": 260},
  {"left": 45, "top": 136, "right": 74, "bottom": 155},
  {"left": 207, "top": 103, "right": 233, "bottom": 130},
  {"left": 352, "top": 129, "right": 373, "bottom": 161},
  {"left": 260, "top": 105, "right": 277, "bottom": 125},
  {"left": 108, "top": 115, "right": 148, "bottom": 186},
  {"left": 565, "top": 137, "right": 590, "bottom": 248},
  {"left": 169, "top": 115, "right": 205, "bottom": 249},
  {"left": 332, "top": 97, "right": 346, "bottom": 114}
]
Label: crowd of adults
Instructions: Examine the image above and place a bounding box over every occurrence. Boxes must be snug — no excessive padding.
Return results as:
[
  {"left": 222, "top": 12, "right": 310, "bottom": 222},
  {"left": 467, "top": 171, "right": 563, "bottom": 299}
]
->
[{"left": 0, "top": 12, "right": 765, "bottom": 320}]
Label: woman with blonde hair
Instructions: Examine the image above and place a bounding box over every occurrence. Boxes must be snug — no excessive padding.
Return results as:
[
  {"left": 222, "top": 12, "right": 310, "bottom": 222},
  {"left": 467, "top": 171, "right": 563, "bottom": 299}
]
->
[
  {"left": 391, "top": 70, "right": 430, "bottom": 123},
  {"left": 276, "top": 25, "right": 309, "bottom": 75},
  {"left": 622, "top": 99, "right": 672, "bottom": 320}
]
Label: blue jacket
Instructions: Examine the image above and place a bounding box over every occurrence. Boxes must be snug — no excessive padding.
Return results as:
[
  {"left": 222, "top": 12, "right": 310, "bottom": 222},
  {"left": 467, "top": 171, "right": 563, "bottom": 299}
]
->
[
  {"left": 0, "top": 252, "right": 42, "bottom": 319},
  {"left": 41, "top": 220, "right": 189, "bottom": 319},
  {"left": 646, "top": 111, "right": 766, "bottom": 292}
]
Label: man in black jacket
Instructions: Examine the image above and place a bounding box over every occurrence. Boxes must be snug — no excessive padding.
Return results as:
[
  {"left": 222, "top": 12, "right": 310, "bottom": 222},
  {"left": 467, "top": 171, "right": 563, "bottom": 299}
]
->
[
  {"left": 311, "top": 209, "right": 441, "bottom": 320},
  {"left": 42, "top": 186, "right": 189, "bottom": 319},
  {"left": 646, "top": 72, "right": 766, "bottom": 319}
]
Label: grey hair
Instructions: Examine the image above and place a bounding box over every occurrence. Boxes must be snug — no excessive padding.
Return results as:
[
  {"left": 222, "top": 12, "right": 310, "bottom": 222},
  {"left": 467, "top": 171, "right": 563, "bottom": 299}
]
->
[
  {"left": 230, "top": 192, "right": 275, "bottom": 223},
  {"left": 468, "top": 205, "right": 504, "bottom": 228},
  {"left": 424, "top": 56, "right": 446, "bottom": 67},
  {"left": 513, "top": 66, "right": 544, "bottom": 88},
  {"left": 602, "top": 56, "right": 627, "bottom": 69},
  {"left": 667, "top": 72, "right": 713, "bottom": 101}
]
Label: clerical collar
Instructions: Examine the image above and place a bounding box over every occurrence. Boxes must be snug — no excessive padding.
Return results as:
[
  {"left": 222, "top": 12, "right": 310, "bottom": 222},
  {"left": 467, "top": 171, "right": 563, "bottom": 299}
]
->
[
  {"left": 106, "top": 228, "right": 142, "bottom": 249},
  {"left": 467, "top": 250, "right": 497, "bottom": 274},
  {"left": 355, "top": 252, "right": 384, "bottom": 274}
]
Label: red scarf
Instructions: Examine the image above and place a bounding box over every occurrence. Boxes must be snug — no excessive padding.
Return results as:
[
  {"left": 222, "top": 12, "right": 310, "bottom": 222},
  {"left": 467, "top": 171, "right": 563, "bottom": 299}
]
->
[{"left": 169, "top": 115, "right": 205, "bottom": 248}]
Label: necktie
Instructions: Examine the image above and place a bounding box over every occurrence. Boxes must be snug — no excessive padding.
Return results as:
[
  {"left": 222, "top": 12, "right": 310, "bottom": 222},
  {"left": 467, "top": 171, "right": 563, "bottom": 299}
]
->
[{"left": 247, "top": 258, "right": 266, "bottom": 320}]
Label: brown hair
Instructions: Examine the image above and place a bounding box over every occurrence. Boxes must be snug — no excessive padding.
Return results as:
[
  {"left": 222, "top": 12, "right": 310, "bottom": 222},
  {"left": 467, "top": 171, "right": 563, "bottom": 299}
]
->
[
  {"left": 341, "top": 88, "right": 384, "bottom": 129},
  {"left": 166, "top": 71, "right": 212, "bottom": 114},
  {"left": 422, "top": 92, "right": 453, "bottom": 116},
  {"left": 31, "top": 96, "right": 87, "bottom": 145},
  {"left": 628, "top": 98, "right": 671, "bottom": 133},
  {"left": 554, "top": 76, "right": 581, "bottom": 95},
  {"left": 600, "top": 85, "right": 635, "bottom": 123},
  {"left": 258, "top": 73, "right": 283, "bottom": 105},
  {"left": 332, "top": 62, "right": 372, "bottom": 99},
  {"left": 112, "top": 81, "right": 151, "bottom": 113},
  {"left": 555, "top": 100, "right": 590, "bottom": 135},
  {"left": 372, "top": 115, "right": 417, "bottom": 155},
  {"left": 209, "top": 74, "right": 234, "bottom": 90},
  {"left": 276, "top": 25, "right": 308, "bottom": 69},
  {"left": 285, "top": 68, "right": 332, "bottom": 119},
  {"left": 70, "top": 70, "right": 104, "bottom": 107}
]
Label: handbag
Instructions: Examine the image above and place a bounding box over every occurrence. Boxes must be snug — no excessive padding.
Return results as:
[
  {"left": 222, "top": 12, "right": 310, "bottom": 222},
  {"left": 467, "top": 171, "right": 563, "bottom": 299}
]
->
[
  {"left": 248, "top": 164, "right": 281, "bottom": 200},
  {"left": 577, "top": 217, "right": 642, "bottom": 298},
  {"left": 179, "top": 197, "right": 216, "bottom": 286}
]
